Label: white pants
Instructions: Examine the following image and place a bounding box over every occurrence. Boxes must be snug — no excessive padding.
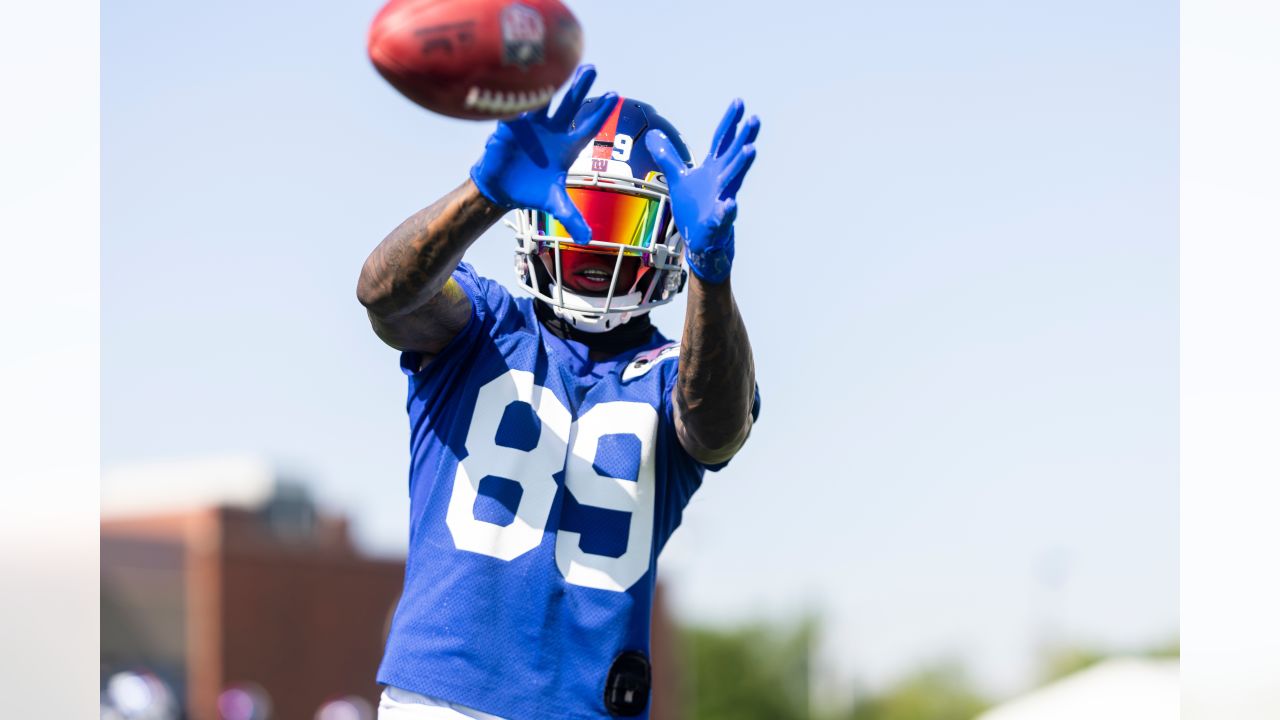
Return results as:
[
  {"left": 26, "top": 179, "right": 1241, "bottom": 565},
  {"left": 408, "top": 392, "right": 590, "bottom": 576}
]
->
[{"left": 378, "top": 686, "right": 508, "bottom": 720}]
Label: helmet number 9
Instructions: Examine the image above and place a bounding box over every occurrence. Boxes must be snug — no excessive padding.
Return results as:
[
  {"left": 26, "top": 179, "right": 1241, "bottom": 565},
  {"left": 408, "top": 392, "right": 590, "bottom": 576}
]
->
[{"left": 612, "top": 133, "right": 633, "bottom": 163}]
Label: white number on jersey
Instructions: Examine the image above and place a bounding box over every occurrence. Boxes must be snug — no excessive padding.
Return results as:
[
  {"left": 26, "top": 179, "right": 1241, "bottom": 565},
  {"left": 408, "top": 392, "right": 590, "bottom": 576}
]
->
[
  {"left": 446, "top": 370, "right": 657, "bottom": 592},
  {"left": 446, "top": 370, "right": 570, "bottom": 560}
]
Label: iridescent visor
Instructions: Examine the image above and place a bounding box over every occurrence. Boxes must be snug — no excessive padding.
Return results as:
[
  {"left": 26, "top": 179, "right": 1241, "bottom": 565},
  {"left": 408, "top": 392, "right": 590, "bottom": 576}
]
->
[{"left": 539, "top": 188, "right": 665, "bottom": 254}]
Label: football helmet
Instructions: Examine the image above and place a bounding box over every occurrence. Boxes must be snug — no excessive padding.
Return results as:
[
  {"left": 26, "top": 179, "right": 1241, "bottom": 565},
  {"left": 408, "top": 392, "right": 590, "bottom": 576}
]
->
[{"left": 510, "top": 97, "right": 693, "bottom": 333}]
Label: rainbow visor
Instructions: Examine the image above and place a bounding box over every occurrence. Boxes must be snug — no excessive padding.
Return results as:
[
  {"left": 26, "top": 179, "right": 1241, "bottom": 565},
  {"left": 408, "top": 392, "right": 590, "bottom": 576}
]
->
[{"left": 536, "top": 187, "right": 670, "bottom": 255}]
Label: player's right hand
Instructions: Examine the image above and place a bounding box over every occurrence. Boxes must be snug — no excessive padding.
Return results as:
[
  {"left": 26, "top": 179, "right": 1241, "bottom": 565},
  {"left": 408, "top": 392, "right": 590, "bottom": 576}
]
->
[{"left": 469, "top": 65, "right": 616, "bottom": 245}]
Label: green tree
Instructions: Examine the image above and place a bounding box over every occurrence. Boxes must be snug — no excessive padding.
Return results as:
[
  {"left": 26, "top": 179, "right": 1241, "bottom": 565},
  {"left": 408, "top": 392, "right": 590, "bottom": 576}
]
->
[
  {"left": 681, "top": 618, "right": 816, "bottom": 720},
  {"left": 678, "top": 618, "right": 992, "bottom": 720},
  {"left": 1042, "top": 646, "right": 1109, "bottom": 682},
  {"left": 1042, "top": 636, "right": 1180, "bottom": 683},
  {"left": 847, "top": 664, "right": 989, "bottom": 720}
]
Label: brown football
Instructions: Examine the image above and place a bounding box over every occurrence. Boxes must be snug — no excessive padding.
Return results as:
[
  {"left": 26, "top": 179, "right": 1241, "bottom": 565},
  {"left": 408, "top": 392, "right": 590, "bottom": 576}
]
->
[{"left": 368, "top": 0, "right": 584, "bottom": 120}]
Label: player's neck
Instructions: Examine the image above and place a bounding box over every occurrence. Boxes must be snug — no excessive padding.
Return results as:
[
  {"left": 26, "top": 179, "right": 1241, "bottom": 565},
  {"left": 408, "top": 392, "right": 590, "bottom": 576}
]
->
[{"left": 534, "top": 301, "right": 656, "bottom": 360}]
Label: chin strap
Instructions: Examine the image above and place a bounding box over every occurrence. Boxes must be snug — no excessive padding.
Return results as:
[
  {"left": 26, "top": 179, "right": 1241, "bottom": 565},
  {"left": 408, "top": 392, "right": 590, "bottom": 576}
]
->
[{"left": 534, "top": 301, "right": 655, "bottom": 354}]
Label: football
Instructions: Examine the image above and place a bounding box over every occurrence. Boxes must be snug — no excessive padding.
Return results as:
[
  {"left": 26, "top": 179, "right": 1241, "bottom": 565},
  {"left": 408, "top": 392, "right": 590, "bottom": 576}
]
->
[{"left": 368, "top": 0, "right": 584, "bottom": 120}]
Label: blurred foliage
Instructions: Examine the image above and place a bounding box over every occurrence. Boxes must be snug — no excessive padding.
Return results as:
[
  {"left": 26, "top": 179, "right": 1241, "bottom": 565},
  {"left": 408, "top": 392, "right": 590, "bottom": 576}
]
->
[
  {"left": 677, "top": 618, "right": 989, "bottom": 720},
  {"left": 1042, "top": 636, "right": 1180, "bottom": 683},
  {"left": 846, "top": 664, "right": 989, "bottom": 720},
  {"left": 1042, "top": 646, "right": 1109, "bottom": 682},
  {"left": 677, "top": 617, "right": 1176, "bottom": 720},
  {"left": 680, "top": 617, "right": 816, "bottom": 720}
]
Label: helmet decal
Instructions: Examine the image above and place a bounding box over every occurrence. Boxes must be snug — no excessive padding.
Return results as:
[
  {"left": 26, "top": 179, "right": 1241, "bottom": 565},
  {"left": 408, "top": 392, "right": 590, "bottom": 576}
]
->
[{"left": 590, "top": 97, "right": 626, "bottom": 173}]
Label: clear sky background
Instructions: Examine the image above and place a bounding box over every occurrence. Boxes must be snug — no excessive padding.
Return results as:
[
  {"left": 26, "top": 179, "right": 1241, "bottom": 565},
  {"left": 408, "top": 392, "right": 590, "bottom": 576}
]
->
[{"left": 103, "top": 0, "right": 1177, "bottom": 698}]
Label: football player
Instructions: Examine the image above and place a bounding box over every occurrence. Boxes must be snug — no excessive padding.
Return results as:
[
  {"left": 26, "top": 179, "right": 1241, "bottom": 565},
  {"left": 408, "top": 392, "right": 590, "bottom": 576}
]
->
[{"left": 357, "top": 65, "right": 760, "bottom": 720}]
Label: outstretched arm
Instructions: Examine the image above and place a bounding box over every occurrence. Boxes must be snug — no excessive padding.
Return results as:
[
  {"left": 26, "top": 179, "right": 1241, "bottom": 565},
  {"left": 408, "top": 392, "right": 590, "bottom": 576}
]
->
[
  {"left": 674, "top": 275, "right": 756, "bottom": 465},
  {"left": 357, "top": 180, "right": 503, "bottom": 353},
  {"left": 648, "top": 99, "right": 761, "bottom": 465},
  {"left": 356, "top": 65, "right": 616, "bottom": 356}
]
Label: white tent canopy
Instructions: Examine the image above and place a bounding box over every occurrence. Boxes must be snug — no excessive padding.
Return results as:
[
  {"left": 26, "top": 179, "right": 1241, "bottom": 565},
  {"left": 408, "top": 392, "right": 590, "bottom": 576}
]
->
[{"left": 977, "top": 658, "right": 1179, "bottom": 720}]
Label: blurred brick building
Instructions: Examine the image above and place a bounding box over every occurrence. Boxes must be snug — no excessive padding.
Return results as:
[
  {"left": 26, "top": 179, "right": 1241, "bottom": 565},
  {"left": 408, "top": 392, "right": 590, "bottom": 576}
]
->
[
  {"left": 102, "top": 457, "right": 404, "bottom": 719},
  {"left": 101, "top": 456, "right": 683, "bottom": 720}
]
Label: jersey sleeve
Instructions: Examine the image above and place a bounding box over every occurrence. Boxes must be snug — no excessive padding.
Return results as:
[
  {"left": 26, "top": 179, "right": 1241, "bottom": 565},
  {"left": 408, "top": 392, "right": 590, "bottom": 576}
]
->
[
  {"left": 398, "top": 261, "right": 521, "bottom": 377},
  {"left": 651, "top": 361, "right": 760, "bottom": 552}
]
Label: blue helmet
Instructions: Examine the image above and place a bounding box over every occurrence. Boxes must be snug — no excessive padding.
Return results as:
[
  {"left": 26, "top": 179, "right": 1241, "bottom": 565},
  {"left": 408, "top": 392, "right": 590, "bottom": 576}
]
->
[
  {"left": 568, "top": 96, "right": 692, "bottom": 182},
  {"left": 512, "top": 97, "right": 693, "bottom": 333}
]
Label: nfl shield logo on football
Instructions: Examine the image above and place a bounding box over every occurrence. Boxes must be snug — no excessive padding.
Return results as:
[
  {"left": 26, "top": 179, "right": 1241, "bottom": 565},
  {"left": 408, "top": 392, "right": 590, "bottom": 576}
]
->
[{"left": 501, "top": 4, "right": 546, "bottom": 68}]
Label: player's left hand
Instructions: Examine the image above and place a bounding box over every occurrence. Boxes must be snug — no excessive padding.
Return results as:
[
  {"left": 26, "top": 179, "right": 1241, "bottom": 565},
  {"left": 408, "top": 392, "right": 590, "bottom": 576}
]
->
[{"left": 646, "top": 99, "right": 760, "bottom": 284}]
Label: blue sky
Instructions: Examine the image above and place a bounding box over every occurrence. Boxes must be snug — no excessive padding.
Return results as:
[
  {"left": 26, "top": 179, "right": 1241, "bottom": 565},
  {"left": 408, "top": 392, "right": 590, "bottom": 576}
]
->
[{"left": 103, "top": 0, "right": 1177, "bottom": 696}]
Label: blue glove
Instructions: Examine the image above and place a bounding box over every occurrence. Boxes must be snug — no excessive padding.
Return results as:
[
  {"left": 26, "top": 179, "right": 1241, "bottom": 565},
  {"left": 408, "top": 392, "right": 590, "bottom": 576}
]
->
[
  {"left": 645, "top": 99, "right": 759, "bottom": 284},
  {"left": 470, "top": 65, "right": 617, "bottom": 245}
]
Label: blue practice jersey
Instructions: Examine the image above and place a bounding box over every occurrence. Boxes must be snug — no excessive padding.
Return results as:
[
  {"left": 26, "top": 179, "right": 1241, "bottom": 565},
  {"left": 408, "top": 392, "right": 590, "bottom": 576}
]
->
[{"left": 377, "top": 263, "right": 759, "bottom": 719}]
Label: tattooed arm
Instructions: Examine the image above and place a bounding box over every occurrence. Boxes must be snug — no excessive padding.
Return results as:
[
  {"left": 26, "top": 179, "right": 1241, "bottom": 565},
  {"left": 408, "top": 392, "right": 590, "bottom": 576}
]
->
[
  {"left": 358, "top": 67, "right": 616, "bottom": 358},
  {"left": 356, "top": 179, "right": 506, "bottom": 355},
  {"left": 646, "top": 99, "right": 761, "bottom": 467},
  {"left": 672, "top": 274, "right": 756, "bottom": 466}
]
